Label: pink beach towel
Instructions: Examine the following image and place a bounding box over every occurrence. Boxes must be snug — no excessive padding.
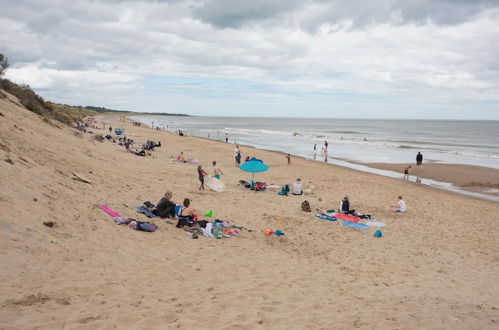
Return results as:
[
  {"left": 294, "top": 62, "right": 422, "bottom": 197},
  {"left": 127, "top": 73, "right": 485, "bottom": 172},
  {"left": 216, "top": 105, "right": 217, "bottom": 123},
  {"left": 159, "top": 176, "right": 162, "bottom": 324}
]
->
[{"left": 100, "top": 205, "right": 122, "bottom": 218}]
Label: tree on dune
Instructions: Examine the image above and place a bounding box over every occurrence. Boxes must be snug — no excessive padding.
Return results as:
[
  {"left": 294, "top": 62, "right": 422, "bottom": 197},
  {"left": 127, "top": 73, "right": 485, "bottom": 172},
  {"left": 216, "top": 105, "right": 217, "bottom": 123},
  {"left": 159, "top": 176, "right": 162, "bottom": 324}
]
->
[{"left": 0, "top": 53, "right": 9, "bottom": 76}]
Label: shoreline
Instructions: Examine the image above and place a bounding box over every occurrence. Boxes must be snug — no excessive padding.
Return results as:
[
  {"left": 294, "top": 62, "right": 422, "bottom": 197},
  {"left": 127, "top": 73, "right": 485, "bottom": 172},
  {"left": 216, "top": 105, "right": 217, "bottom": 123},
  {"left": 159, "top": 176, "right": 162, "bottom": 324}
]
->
[{"left": 130, "top": 117, "right": 499, "bottom": 202}]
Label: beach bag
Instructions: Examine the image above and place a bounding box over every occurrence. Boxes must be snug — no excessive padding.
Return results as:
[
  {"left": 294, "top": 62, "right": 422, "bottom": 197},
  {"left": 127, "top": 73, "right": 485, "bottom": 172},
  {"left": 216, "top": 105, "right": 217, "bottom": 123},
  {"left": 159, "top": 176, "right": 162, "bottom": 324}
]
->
[
  {"left": 277, "top": 184, "right": 289, "bottom": 196},
  {"left": 213, "top": 222, "right": 224, "bottom": 239},
  {"left": 301, "top": 200, "right": 311, "bottom": 212},
  {"left": 138, "top": 221, "right": 157, "bottom": 232}
]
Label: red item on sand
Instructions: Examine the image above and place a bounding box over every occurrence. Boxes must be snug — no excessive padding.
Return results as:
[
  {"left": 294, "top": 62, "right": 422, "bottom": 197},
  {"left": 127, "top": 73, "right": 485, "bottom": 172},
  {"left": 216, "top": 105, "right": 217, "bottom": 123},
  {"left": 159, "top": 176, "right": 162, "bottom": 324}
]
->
[{"left": 336, "top": 214, "right": 360, "bottom": 222}]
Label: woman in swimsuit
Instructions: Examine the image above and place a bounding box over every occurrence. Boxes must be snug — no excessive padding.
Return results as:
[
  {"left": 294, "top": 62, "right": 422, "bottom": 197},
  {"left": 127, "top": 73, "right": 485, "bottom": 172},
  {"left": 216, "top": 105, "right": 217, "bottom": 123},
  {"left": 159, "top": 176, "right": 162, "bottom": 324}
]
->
[{"left": 176, "top": 198, "right": 199, "bottom": 228}]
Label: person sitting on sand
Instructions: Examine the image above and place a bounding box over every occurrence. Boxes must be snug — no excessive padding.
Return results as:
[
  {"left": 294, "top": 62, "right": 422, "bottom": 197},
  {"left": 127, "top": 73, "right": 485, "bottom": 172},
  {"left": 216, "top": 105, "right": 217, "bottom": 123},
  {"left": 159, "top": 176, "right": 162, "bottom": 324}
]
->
[
  {"left": 393, "top": 196, "right": 407, "bottom": 213},
  {"left": 403, "top": 165, "right": 411, "bottom": 180},
  {"left": 176, "top": 198, "right": 199, "bottom": 228},
  {"left": 212, "top": 161, "right": 223, "bottom": 179},
  {"left": 292, "top": 178, "right": 303, "bottom": 195},
  {"left": 176, "top": 151, "right": 186, "bottom": 163},
  {"left": 339, "top": 196, "right": 355, "bottom": 214},
  {"left": 244, "top": 156, "right": 250, "bottom": 162},
  {"left": 152, "top": 191, "right": 176, "bottom": 219}
]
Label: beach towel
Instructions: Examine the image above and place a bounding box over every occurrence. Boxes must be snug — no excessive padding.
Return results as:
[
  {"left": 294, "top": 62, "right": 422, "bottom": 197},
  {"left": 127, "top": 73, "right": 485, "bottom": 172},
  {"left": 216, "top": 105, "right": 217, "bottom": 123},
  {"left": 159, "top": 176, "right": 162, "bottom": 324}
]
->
[
  {"left": 315, "top": 214, "right": 337, "bottom": 221},
  {"left": 134, "top": 206, "right": 160, "bottom": 218},
  {"left": 100, "top": 205, "right": 121, "bottom": 218},
  {"left": 341, "top": 221, "right": 369, "bottom": 230},
  {"left": 336, "top": 213, "right": 360, "bottom": 222},
  {"left": 365, "top": 221, "right": 386, "bottom": 227}
]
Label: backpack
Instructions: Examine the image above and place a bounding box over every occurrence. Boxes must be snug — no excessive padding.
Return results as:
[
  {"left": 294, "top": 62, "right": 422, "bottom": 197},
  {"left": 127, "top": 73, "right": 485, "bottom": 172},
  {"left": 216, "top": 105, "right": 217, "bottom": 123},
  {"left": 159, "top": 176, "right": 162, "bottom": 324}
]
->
[
  {"left": 301, "top": 200, "right": 311, "bottom": 212},
  {"left": 277, "top": 184, "right": 290, "bottom": 196}
]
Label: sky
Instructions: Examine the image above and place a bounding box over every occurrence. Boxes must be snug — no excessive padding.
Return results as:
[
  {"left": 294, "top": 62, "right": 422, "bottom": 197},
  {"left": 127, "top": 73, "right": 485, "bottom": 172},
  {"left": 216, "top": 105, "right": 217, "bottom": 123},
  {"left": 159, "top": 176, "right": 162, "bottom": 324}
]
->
[{"left": 1, "top": 0, "right": 499, "bottom": 119}]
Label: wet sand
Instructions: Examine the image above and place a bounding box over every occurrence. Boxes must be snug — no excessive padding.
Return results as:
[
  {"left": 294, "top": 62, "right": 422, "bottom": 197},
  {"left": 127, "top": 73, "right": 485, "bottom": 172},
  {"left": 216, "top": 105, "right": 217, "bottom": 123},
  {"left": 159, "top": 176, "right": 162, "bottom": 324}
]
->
[{"left": 367, "top": 162, "right": 499, "bottom": 195}]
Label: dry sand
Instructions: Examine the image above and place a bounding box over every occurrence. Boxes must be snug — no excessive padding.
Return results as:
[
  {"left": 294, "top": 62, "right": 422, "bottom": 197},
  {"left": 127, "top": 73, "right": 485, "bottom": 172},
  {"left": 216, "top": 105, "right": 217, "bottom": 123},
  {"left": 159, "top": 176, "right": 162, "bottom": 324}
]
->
[{"left": 1, "top": 90, "right": 499, "bottom": 329}]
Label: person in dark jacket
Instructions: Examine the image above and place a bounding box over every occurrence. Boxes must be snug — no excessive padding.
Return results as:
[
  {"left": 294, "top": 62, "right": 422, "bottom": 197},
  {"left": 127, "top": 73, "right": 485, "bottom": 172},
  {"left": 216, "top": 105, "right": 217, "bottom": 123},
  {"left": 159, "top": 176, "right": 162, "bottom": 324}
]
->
[
  {"left": 339, "top": 196, "right": 355, "bottom": 214},
  {"left": 416, "top": 152, "right": 423, "bottom": 167},
  {"left": 152, "top": 191, "right": 176, "bottom": 219}
]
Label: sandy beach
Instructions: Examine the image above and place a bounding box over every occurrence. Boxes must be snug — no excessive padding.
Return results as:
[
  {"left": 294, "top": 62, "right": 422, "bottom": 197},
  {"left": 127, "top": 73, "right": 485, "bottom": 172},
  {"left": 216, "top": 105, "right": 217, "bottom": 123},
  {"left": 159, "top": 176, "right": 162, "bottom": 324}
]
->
[
  {"left": 1, "top": 91, "right": 499, "bottom": 329},
  {"left": 363, "top": 163, "right": 499, "bottom": 197}
]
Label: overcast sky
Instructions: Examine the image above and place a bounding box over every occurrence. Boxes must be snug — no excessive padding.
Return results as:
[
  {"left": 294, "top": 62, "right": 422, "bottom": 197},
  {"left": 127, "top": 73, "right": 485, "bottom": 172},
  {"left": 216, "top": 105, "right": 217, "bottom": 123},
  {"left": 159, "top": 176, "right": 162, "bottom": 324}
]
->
[{"left": 2, "top": 0, "right": 499, "bottom": 119}]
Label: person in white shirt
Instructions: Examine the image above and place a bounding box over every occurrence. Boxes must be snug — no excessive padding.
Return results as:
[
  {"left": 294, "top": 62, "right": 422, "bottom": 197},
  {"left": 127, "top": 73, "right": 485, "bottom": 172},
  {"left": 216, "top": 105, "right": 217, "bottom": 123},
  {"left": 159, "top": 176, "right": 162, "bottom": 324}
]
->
[
  {"left": 292, "top": 178, "right": 303, "bottom": 195},
  {"left": 393, "top": 196, "right": 407, "bottom": 213}
]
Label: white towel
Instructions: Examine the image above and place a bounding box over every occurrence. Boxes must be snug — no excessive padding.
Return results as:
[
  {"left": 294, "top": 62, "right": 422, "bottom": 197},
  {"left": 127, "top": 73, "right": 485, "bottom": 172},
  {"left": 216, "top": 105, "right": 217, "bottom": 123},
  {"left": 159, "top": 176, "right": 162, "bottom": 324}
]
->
[{"left": 202, "top": 223, "right": 214, "bottom": 238}]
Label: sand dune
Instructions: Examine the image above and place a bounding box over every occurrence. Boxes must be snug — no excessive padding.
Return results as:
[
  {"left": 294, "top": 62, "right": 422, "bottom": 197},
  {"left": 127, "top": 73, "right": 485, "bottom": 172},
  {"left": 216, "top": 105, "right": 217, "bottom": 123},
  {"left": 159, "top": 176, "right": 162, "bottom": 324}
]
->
[{"left": 1, "top": 90, "right": 498, "bottom": 329}]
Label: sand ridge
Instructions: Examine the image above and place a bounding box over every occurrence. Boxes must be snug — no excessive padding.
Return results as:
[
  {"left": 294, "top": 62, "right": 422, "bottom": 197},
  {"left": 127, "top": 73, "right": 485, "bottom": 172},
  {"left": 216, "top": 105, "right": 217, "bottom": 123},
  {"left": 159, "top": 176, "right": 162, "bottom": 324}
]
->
[{"left": 1, "top": 91, "right": 498, "bottom": 329}]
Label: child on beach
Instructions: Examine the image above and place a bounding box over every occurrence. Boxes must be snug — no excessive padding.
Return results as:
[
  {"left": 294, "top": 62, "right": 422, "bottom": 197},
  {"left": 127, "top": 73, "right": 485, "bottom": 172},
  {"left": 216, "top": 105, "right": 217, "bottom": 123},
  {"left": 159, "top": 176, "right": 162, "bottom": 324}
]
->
[
  {"left": 393, "top": 196, "right": 407, "bottom": 213},
  {"left": 287, "top": 154, "right": 291, "bottom": 165},
  {"left": 176, "top": 151, "right": 186, "bottom": 163},
  {"left": 212, "top": 161, "right": 223, "bottom": 179},
  {"left": 197, "top": 165, "right": 206, "bottom": 190},
  {"left": 403, "top": 165, "right": 411, "bottom": 180}
]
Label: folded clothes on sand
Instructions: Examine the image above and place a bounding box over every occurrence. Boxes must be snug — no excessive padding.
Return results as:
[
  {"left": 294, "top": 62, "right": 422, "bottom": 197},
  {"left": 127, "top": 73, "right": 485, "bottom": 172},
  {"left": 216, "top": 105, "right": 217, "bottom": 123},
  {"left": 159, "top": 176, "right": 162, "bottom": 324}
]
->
[{"left": 315, "top": 214, "right": 337, "bottom": 221}]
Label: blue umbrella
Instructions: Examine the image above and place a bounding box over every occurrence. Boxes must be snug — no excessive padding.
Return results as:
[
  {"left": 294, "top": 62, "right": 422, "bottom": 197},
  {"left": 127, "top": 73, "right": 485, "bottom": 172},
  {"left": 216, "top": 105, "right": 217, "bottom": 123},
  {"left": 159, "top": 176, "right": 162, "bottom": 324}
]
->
[{"left": 240, "top": 158, "right": 269, "bottom": 181}]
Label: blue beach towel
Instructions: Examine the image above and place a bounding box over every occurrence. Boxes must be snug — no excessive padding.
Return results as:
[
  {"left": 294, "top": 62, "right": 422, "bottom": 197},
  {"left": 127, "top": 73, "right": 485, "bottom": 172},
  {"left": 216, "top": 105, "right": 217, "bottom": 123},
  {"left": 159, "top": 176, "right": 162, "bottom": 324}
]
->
[
  {"left": 315, "top": 214, "right": 337, "bottom": 221},
  {"left": 342, "top": 220, "right": 369, "bottom": 230},
  {"left": 134, "top": 206, "right": 160, "bottom": 218}
]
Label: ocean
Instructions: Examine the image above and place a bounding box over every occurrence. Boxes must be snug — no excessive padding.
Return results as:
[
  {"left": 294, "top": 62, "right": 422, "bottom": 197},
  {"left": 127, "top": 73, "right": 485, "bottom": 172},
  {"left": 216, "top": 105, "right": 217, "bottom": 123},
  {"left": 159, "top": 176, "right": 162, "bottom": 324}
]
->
[{"left": 128, "top": 116, "right": 499, "bottom": 201}]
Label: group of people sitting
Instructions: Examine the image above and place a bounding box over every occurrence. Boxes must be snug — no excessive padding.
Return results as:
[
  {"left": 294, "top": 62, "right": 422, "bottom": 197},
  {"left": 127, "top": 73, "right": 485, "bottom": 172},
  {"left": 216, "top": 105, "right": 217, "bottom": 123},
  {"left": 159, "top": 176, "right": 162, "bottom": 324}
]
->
[
  {"left": 338, "top": 195, "right": 406, "bottom": 214},
  {"left": 149, "top": 191, "right": 232, "bottom": 238}
]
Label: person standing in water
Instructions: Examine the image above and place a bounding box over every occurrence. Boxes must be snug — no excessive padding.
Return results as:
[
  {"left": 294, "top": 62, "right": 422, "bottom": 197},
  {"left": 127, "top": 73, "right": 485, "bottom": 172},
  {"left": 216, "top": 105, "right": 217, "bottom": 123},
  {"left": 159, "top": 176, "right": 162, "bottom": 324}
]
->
[
  {"left": 313, "top": 144, "right": 317, "bottom": 160},
  {"left": 403, "top": 165, "right": 411, "bottom": 180},
  {"left": 416, "top": 152, "right": 423, "bottom": 167}
]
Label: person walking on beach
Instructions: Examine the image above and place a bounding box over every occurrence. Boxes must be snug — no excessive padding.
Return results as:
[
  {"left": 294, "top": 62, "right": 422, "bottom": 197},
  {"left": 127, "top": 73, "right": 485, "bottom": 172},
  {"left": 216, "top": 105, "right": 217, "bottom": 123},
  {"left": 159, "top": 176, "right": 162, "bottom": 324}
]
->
[
  {"left": 287, "top": 153, "right": 291, "bottom": 165},
  {"left": 324, "top": 147, "right": 328, "bottom": 162},
  {"left": 403, "top": 165, "right": 411, "bottom": 180},
  {"left": 416, "top": 152, "right": 423, "bottom": 167},
  {"left": 393, "top": 196, "right": 407, "bottom": 213},
  {"left": 234, "top": 144, "right": 241, "bottom": 166},
  {"left": 212, "top": 161, "right": 223, "bottom": 179},
  {"left": 324, "top": 140, "right": 328, "bottom": 149},
  {"left": 109, "top": 126, "right": 112, "bottom": 134},
  {"left": 197, "top": 165, "right": 206, "bottom": 190},
  {"left": 313, "top": 144, "right": 317, "bottom": 160},
  {"left": 225, "top": 133, "right": 228, "bottom": 143}
]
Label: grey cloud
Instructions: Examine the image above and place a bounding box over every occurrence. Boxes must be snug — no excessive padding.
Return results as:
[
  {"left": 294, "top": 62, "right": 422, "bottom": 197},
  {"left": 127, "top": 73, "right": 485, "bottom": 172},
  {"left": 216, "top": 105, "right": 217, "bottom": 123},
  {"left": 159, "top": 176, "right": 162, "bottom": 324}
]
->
[
  {"left": 192, "top": 0, "right": 304, "bottom": 28},
  {"left": 192, "top": 0, "right": 499, "bottom": 30}
]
